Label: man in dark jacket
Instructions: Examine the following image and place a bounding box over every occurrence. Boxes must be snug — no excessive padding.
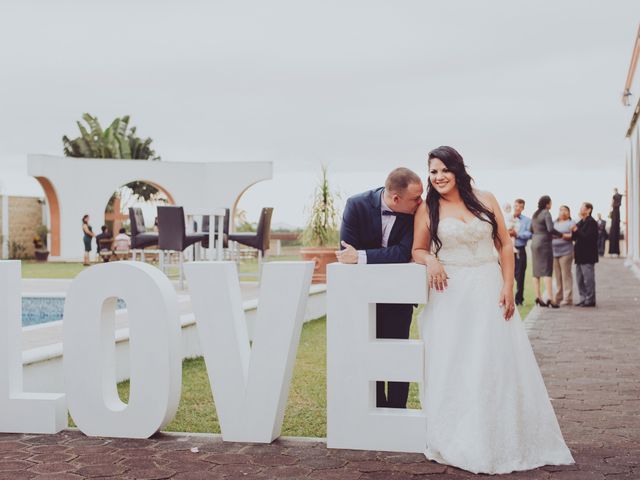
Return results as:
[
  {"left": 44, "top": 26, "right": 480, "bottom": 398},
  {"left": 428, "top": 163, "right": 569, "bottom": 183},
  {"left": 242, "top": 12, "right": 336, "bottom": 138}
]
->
[
  {"left": 335, "top": 167, "right": 423, "bottom": 408},
  {"left": 566, "top": 202, "right": 598, "bottom": 307}
]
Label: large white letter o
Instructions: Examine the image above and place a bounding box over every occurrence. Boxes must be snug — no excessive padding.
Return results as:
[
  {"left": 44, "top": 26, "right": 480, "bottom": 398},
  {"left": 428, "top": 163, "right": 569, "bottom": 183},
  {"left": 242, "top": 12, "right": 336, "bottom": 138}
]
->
[{"left": 64, "top": 261, "right": 182, "bottom": 438}]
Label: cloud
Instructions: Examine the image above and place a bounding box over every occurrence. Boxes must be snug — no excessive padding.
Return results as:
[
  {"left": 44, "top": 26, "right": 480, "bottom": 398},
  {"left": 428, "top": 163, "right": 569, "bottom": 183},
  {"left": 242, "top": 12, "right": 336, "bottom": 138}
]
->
[{"left": 0, "top": 0, "right": 636, "bottom": 225}]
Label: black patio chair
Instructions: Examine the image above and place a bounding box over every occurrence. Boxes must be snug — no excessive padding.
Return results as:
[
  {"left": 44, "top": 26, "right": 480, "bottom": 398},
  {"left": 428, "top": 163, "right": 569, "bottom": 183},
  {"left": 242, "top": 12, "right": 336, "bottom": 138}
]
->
[
  {"left": 157, "top": 205, "right": 208, "bottom": 287},
  {"left": 129, "top": 207, "right": 159, "bottom": 261},
  {"left": 228, "top": 207, "right": 273, "bottom": 275}
]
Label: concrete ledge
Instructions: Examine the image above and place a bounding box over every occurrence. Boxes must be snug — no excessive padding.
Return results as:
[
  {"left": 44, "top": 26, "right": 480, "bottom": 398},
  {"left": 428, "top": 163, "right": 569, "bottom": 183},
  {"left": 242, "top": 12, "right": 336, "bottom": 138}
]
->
[
  {"left": 22, "top": 284, "right": 326, "bottom": 393},
  {"left": 157, "top": 430, "right": 327, "bottom": 444}
]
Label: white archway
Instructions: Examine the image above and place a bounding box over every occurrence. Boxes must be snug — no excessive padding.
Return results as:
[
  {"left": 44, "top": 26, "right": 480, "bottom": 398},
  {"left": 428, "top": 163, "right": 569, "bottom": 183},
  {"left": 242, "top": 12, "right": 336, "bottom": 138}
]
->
[{"left": 28, "top": 155, "right": 272, "bottom": 260}]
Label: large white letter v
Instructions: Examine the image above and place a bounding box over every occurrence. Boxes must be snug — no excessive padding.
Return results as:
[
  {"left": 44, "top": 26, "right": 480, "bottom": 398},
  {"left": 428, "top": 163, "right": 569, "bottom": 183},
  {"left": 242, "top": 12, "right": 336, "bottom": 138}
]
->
[{"left": 184, "top": 261, "right": 313, "bottom": 443}]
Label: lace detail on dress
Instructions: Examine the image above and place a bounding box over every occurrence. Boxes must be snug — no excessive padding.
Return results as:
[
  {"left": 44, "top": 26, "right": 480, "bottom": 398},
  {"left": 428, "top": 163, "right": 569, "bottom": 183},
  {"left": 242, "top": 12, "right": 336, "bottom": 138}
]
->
[{"left": 436, "top": 217, "right": 497, "bottom": 267}]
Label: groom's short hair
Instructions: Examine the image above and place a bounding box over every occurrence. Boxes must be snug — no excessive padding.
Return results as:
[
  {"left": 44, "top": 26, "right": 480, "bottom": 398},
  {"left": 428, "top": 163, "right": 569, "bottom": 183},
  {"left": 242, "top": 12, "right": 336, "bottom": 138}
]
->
[{"left": 385, "top": 168, "right": 421, "bottom": 194}]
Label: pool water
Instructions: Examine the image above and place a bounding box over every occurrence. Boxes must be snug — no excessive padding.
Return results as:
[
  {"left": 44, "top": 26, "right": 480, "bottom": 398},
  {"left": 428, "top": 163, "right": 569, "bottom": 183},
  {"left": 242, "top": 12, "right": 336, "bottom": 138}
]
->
[{"left": 22, "top": 297, "right": 126, "bottom": 327}]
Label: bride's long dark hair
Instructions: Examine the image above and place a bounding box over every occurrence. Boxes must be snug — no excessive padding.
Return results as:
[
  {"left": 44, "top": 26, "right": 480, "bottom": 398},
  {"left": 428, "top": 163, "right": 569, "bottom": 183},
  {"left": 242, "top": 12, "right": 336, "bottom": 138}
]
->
[{"left": 426, "top": 146, "right": 501, "bottom": 254}]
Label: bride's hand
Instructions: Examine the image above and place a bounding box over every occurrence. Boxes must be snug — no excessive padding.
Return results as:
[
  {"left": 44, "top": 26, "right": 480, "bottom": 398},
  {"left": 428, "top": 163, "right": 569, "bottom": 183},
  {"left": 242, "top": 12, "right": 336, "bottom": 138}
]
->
[
  {"left": 426, "top": 256, "right": 448, "bottom": 292},
  {"left": 499, "top": 286, "right": 515, "bottom": 320}
]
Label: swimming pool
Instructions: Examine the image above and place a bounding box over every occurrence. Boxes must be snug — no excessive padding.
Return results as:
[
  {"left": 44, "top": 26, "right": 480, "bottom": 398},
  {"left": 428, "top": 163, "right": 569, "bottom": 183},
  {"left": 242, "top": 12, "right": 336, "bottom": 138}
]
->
[{"left": 22, "top": 296, "right": 126, "bottom": 327}]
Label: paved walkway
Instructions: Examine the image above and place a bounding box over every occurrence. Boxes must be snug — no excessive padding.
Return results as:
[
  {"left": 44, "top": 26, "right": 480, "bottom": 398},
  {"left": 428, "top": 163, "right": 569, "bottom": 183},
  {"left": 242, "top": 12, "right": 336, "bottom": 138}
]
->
[{"left": 2, "top": 258, "right": 639, "bottom": 479}]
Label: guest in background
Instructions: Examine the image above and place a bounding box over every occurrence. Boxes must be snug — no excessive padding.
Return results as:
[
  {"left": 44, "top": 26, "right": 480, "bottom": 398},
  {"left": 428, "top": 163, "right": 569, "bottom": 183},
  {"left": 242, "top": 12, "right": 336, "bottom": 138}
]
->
[
  {"left": 95, "top": 225, "right": 113, "bottom": 262},
  {"left": 552, "top": 206, "right": 575, "bottom": 306},
  {"left": 608, "top": 188, "right": 622, "bottom": 256},
  {"left": 113, "top": 227, "right": 131, "bottom": 260},
  {"left": 530, "top": 195, "right": 561, "bottom": 308},
  {"left": 596, "top": 213, "right": 608, "bottom": 257},
  {"left": 503, "top": 202, "right": 518, "bottom": 254},
  {"left": 509, "top": 199, "right": 532, "bottom": 306},
  {"left": 565, "top": 202, "right": 598, "bottom": 307},
  {"left": 81, "top": 214, "right": 94, "bottom": 266}
]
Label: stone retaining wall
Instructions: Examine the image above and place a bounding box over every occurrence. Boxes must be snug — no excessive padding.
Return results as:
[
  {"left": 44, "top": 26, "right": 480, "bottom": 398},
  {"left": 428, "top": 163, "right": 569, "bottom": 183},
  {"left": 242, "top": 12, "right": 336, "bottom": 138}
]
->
[{"left": 0, "top": 195, "right": 43, "bottom": 258}]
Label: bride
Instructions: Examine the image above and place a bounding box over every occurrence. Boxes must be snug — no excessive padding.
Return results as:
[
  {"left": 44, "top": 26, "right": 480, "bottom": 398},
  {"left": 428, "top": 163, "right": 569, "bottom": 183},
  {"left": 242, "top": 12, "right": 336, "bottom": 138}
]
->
[{"left": 412, "top": 146, "right": 574, "bottom": 474}]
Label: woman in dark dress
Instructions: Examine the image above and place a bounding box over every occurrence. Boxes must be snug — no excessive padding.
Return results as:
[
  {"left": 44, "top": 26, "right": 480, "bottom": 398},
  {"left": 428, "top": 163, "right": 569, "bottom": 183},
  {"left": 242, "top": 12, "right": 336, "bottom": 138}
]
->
[
  {"left": 608, "top": 188, "right": 622, "bottom": 256},
  {"left": 82, "top": 214, "right": 95, "bottom": 266},
  {"left": 531, "top": 196, "right": 561, "bottom": 308}
]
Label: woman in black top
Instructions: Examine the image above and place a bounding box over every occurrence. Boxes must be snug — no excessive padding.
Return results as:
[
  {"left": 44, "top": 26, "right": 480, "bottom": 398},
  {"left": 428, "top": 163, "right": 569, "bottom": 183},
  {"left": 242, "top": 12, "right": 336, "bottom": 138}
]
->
[{"left": 82, "top": 214, "right": 95, "bottom": 266}]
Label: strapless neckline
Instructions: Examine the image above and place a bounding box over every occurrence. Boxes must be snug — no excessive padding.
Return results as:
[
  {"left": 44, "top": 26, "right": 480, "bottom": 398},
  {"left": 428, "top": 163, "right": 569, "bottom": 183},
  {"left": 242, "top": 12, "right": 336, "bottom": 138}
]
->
[
  {"left": 436, "top": 215, "right": 496, "bottom": 267},
  {"left": 440, "top": 216, "right": 481, "bottom": 226}
]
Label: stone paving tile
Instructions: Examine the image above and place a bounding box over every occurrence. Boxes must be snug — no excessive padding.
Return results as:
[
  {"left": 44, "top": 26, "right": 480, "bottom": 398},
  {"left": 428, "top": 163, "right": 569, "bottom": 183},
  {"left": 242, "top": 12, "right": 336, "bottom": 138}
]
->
[
  {"left": 171, "top": 472, "right": 213, "bottom": 480},
  {"left": 27, "top": 453, "right": 76, "bottom": 464},
  {"left": 122, "top": 467, "right": 176, "bottom": 479},
  {"left": 0, "top": 459, "right": 35, "bottom": 471},
  {"left": 30, "top": 474, "right": 85, "bottom": 480},
  {"left": 209, "top": 462, "right": 264, "bottom": 476},
  {"left": 0, "top": 472, "right": 36, "bottom": 480},
  {"left": 0, "top": 258, "right": 637, "bottom": 479}
]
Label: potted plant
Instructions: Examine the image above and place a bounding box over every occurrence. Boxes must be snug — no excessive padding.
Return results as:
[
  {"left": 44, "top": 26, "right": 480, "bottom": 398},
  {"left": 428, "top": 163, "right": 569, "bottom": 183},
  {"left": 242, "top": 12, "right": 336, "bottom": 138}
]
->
[
  {"left": 33, "top": 224, "right": 49, "bottom": 262},
  {"left": 300, "top": 166, "right": 340, "bottom": 284}
]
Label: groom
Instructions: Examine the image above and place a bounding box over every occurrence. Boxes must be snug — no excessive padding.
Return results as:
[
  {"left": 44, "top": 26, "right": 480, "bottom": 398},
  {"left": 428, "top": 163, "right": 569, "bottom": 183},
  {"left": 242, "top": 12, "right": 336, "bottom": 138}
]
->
[{"left": 336, "top": 167, "right": 423, "bottom": 408}]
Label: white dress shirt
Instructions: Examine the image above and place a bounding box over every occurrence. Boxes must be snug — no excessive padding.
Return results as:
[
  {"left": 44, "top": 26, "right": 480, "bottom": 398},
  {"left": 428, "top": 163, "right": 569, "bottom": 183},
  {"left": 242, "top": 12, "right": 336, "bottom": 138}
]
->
[{"left": 357, "top": 191, "right": 397, "bottom": 264}]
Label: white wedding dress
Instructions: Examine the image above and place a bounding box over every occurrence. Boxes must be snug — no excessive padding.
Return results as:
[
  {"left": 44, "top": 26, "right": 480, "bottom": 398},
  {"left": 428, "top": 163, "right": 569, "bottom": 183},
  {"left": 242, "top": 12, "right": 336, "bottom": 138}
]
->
[{"left": 418, "top": 217, "right": 574, "bottom": 474}]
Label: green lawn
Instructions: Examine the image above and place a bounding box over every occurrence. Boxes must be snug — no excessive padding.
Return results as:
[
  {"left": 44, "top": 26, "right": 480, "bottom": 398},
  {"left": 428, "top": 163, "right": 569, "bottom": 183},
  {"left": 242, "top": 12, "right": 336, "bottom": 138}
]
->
[
  {"left": 68, "top": 316, "right": 329, "bottom": 436},
  {"left": 20, "top": 255, "right": 302, "bottom": 280},
  {"left": 28, "top": 258, "right": 537, "bottom": 437},
  {"left": 21, "top": 261, "right": 87, "bottom": 279}
]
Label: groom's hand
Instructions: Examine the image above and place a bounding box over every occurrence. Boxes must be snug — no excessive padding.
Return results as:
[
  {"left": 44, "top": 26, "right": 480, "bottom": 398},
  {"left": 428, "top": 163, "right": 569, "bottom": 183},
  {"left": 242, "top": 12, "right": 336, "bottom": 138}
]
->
[{"left": 335, "top": 241, "right": 358, "bottom": 264}]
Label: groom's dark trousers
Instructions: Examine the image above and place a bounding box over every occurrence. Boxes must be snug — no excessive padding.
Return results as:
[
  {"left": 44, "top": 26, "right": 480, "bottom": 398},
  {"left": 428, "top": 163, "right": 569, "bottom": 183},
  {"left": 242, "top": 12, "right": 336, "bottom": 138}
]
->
[{"left": 340, "top": 187, "right": 415, "bottom": 409}]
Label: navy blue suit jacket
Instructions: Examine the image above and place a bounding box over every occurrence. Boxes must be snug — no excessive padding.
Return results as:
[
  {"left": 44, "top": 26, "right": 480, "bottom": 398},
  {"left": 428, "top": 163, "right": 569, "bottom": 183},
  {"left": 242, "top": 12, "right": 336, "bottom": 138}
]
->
[{"left": 340, "top": 187, "right": 414, "bottom": 264}]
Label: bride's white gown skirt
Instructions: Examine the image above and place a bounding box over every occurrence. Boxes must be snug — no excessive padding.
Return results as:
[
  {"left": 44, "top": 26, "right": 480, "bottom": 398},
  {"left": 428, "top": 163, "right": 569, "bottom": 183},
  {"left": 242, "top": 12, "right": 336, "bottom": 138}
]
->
[{"left": 419, "top": 260, "right": 574, "bottom": 474}]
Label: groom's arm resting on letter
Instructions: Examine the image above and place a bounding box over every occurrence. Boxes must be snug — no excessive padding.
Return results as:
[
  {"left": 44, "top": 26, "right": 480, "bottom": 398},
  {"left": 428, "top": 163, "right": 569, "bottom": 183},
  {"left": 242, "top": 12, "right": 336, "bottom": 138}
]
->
[
  {"left": 364, "top": 234, "right": 413, "bottom": 264},
  {"left": 338, "top": 197, "right": 413, "bottom": 265}
]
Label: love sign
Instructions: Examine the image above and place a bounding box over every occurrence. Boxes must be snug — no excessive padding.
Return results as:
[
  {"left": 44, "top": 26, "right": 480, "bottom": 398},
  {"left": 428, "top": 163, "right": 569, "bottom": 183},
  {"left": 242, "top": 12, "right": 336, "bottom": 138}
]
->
[{"left": 0, "top": 260, "right": 426, "bottom": 453}]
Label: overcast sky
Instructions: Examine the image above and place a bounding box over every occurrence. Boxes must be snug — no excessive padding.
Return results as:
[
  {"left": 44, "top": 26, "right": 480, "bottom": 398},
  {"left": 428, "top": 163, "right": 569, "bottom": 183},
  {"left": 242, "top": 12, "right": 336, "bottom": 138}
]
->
[{"left": 0, "top": 1, "right": 638, "bottom": 227}]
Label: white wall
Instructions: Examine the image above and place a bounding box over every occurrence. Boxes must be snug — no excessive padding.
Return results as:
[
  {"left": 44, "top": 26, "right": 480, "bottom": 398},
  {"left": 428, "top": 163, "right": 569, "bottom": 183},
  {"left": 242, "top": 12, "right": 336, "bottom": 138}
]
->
[
  {"left": 27, "top": 155, "right": 272, "bottom": 260},
  {"left": 627, "top": 125, "right": 640, "bottom": 267}
]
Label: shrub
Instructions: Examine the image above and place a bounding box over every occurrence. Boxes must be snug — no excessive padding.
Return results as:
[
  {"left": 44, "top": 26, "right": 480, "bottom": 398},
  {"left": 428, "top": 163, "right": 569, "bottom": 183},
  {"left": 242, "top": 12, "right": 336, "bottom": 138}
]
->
[{"left": 9, "top": 240, "right": 28, "bottom": 260}]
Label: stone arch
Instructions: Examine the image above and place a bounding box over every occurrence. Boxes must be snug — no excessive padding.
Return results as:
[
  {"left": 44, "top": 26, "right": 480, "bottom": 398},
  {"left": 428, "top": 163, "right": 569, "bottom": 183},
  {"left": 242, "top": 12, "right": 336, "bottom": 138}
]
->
[
  {"left": 231, "top": 180, "right": 269, "bottom": 233},
  {"left": 34, "top": 176, "right": 61, "bottom": 256},
  {"left": 105, "top": 179, "right": 175, "bottom": 234}
]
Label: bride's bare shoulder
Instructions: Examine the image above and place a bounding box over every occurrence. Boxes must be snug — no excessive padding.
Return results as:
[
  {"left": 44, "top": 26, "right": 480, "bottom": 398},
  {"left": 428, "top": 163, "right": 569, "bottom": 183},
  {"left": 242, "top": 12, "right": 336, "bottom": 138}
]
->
[
  {"left": 415, "top": 201, "right": 430, "bottom": 227},
  {"left": 415, "top": 201, "right": 429, "bottom": 217},
  {"left": 474, "top": 189, "right": 499, "bottom": 210}
]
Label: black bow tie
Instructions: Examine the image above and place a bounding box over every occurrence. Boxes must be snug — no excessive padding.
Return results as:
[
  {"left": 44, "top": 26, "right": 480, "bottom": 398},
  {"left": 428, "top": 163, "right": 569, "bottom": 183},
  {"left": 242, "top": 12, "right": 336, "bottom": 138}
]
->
[{"left": 382, "top": 210, "right": 398, "bottom": 216}]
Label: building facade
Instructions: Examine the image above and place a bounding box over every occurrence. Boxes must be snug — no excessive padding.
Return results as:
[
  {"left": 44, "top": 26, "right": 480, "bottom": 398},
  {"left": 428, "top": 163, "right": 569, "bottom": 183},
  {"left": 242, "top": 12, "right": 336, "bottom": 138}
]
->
[{"left": 623, "top": 24, "right": 640, "bottom": 269}]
